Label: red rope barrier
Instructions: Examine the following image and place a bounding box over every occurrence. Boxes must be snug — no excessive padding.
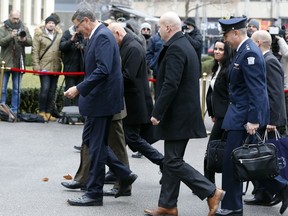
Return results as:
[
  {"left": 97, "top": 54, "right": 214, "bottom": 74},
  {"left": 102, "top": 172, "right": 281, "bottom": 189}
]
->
[
  {"left": 9, "top": 67, "right": 85, "bottom": 76},
  {"left": 8, "top": 67, "right": 157, "bottom": 82}
]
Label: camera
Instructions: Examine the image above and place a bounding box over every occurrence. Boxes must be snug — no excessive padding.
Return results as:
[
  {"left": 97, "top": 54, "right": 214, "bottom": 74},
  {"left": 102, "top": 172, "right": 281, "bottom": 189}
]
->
[
  {"left": 182, "top": 24, "right": 188, "bottom": 32},
  {"left": 268, "top": 26, "right": 285, "bottom": 60},
  {"left": 17, "top": 30, "right": 26, "bottom": 38},
  {"left": 74, "top": 32, "right": 85, "bottom": 50}
]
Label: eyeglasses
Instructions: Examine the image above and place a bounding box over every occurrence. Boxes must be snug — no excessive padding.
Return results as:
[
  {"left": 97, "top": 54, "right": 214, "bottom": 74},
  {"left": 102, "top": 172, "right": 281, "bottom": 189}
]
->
[
  {"left": 142, "top": 28, "right": 150, "bottom": 31},
  {"left": 75, "top": 19, "right": 84, "bottom": 29}
]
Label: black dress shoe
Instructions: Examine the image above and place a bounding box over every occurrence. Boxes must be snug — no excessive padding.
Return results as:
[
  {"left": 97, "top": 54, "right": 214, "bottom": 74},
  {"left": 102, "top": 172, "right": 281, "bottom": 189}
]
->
[
  {"left": 269, "top": 194, "right": 282, "bottom": 206},
  {"left": 103, "top": 188, "right": 131, "bottom": 196},
  {"left": 105, "top": 171, "right": 116, "bottom": 184},
  {"left": 115, "top": 172, "right": 138, "bottom": 198},
  {"left": 132, "top": 152, "right": 143, "bottom": 158},
  {"left": 73, "top": 146, "right": 81, "bottom": 151},
  {"left": 244, "top": 196, "right": 272, "bottom": 206},
  {"left": 61, "top": 180, "right": 86, "bottom": 190},
  {"left": 280, "top": 184, "right": 288, "bottom": 214},
  {"left": 67, "top": 195, "right": 103, "bottom": 206},
  {"left": 215, "top": 208, "right": 243, "bottom": 216}
]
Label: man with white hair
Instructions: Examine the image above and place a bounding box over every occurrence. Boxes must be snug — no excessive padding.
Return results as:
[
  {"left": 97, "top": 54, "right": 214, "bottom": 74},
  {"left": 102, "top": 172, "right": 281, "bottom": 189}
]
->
[{"left": 144, "top": 11, "right": 225, "bottom": 216}]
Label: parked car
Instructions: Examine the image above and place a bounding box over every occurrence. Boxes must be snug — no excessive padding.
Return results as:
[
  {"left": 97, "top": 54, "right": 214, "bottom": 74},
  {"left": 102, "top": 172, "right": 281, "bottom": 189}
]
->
[{"left": 207, "top": 44, "right": 214, "bottom": 56}]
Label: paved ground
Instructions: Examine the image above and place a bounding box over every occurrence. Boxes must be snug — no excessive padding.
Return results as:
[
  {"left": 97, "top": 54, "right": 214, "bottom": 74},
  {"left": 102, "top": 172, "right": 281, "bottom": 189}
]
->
[{"left": 0, "top": 115, "right": 287, "bottom": 216}]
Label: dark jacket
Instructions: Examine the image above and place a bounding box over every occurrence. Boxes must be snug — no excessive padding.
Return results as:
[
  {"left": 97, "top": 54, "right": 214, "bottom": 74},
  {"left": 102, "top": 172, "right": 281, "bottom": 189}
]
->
[
  {"left": 264, "top": 51, "right": 287, "bottom": 126},
  {"left": 77, "top": 24, "right": 124, "bottom": 117},
  {"left": 59, "top": 26, "right": 85, "bottom": 75},
  {"left": 120, "top": 33, "right": 153, "bottom": 125},
  {"left": 146, "top": 33, "right": 163, "bottom": 77},
  {"left": 222, "top": 39, "right": 269, "bottom": 130},
  {"left": 206, "top": 64, "right": 229, "bottom": 118},
  {"left": 184, "top": 27, "right": 203, "bottom": 75},
  {"left": 152, "top": 31, "right": 206, "bottom": 140}
]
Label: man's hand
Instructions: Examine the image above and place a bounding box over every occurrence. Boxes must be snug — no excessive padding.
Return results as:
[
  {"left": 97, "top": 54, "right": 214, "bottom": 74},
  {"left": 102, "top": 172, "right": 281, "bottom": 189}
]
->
[
  {"left": 245, "top": 122, "right": 259, "bottom": 135},
  {"left": 151, "top": 116, "right": 160, "bottom": 125},
  {"left": 64, "top": 86, "right": 79, "bottom": 99},
  {"left": 11, "top": 29, "right": 18, "bottom": 37},
  {"left": 266, "top": 124, "right": 277, "bottom": 132}
]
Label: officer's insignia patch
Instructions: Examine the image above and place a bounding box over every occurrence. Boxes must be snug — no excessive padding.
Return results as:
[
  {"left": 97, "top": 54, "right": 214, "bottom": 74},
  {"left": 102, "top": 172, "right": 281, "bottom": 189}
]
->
[{"left": 247, "top": 57, "right": 255, "bottom": 65}]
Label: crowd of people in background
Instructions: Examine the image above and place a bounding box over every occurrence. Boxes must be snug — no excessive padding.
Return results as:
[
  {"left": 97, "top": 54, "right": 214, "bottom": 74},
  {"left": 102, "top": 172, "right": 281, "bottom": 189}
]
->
[{"left": 2, "top": 6, "right": 288, "bottom": 216}]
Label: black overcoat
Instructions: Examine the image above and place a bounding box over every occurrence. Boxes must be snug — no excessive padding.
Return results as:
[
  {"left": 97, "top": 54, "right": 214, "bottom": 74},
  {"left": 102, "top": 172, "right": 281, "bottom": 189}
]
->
[
  {"left": 120, "top": 33, "right": 153, "bottom": 125},
  {"left": 152, "top": 31, "right": 206, "bottom": 140}
]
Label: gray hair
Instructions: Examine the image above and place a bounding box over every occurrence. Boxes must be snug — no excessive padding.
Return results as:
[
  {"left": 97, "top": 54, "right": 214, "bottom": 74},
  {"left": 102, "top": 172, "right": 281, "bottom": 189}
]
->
[{"left": 72, "top": 8, "right": 96, "bottom": 22}]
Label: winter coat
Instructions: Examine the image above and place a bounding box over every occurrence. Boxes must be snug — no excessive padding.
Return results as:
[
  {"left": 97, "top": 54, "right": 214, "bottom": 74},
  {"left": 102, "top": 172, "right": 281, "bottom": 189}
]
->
[
  {"left": 31, "top": 25, "right": 62, "bottom": 72},
  {"left": 152, "top": 31, "right": 206, "bottom": 140},
  {"left": 120, "top": 33, "right": 153, "bottom": 125},
  {"left": 0, "top": 20, "right": 32, "bottom": 68}
]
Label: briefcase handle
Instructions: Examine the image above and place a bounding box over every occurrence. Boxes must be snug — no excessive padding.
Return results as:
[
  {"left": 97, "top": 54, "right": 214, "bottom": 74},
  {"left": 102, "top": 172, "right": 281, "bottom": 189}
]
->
[
  {"left": 243, "top": 132, "right": 264, "bottom": 147},
  {"left": 263, "top": 129, "right": 281, "bottom": 142}
]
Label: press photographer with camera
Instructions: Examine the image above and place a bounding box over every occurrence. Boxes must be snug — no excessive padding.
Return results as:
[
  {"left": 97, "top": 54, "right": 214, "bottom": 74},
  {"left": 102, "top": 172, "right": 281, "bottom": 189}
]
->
[
  {"left": 271, "top": 26, "right": 288, "bottom": 89},
  {"left": 59, "top": 25, "right": 86, "bottom": 106},
  {"left": 0, "top": 9, "right": 32, "bottom": 114},
  {"left": 182, "top": 17, "right": 203, "bottom": 76}
]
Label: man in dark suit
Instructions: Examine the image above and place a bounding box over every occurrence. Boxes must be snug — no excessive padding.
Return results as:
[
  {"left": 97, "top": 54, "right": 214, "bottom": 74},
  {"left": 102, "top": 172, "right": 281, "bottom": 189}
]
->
[
  {"left": 64, "top": 8, "right": 136, "bottom": 206},
  {"left": 216, "top": 17, "right": 288, "bottom": 216},
  {"left": 243, "top": 30, "right": 287, "bottom": 207},
  {"left": 107, "top": 23, "right": 164, "bottom": 172},
  {"left": 144, "top": 12, "right": 225, "bottom": 216}
]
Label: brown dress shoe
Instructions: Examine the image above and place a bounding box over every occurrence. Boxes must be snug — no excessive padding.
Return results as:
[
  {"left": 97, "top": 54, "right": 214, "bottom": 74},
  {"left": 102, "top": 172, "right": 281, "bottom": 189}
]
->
[
  {"left": 207, "top": 188, "right": 226, "bottom": 216},
  {"left": 144, "top": 207, "right": 178, "bottom": 216}
]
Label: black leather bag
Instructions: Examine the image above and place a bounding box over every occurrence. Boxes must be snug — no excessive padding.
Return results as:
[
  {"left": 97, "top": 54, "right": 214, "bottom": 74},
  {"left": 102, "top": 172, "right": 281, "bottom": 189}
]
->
[
  {"left": 231, "top": 133, "right": 279, "bottom": 182},
  {"left": 207, "top": 139, "right": 226, "bottom": 173}
]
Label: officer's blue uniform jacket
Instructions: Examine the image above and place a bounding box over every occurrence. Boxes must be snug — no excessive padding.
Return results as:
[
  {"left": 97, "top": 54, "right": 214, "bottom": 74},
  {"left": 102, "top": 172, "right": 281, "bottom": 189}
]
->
[{"left": 222, "top": 38, "right": 270, "bottom": 130}]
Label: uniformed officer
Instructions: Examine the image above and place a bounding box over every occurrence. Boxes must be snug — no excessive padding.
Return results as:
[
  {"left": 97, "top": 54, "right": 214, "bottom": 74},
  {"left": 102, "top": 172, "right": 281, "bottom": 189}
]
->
[{"left": 216, "top": 17, "right": 288, "bottom": 216}]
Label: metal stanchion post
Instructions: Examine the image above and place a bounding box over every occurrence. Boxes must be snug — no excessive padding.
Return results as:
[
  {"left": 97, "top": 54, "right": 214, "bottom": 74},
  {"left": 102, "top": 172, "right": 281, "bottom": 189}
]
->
[
  {"left": 0, "top": 61, "right": 5, "bottom": 102},
  {"left": 201, "top": 72, "right": 207, "bottom": 120}
]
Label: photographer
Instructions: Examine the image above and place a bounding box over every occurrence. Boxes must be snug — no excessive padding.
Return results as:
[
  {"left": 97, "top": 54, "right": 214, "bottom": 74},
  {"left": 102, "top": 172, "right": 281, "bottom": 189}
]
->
[
  {"left": 268, "top": 26, "right": 288, "bottom": 89},
  {"left": 0, "top": 9, "right": 32, "bottom": 114},
  {"left": 59, "top": 25, "right": 85, "bottom": 106},
  {"left": 182, "top": 17, "right": 203, "bottom": 76}
]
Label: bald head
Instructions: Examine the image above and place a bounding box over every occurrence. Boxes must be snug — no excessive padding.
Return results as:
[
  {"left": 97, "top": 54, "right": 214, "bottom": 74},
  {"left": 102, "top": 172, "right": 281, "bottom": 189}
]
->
[
  {"left": 9, "top": 9, "right": 21, "bottom": 24},
  {"left": 108, "top": 22, "right": 127, "bottom": 46},
  {"left": 158, "top": 11, "right": 181, "bottom": 42},
  {"left": 251, "top": 30, "right": 272, "bottom": 52}
]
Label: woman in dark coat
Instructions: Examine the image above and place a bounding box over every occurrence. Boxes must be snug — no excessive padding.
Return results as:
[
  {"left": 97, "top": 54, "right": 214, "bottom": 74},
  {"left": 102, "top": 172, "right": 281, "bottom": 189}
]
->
[{"left": 204, "top": 39, "right": 232, "bottom": 183}]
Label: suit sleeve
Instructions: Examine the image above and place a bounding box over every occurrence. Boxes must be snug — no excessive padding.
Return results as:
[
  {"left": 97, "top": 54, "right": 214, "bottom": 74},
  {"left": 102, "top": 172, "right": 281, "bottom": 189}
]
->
[
  {"left": 242, "top": 51, "right": 268, "bottom": 124},
  {"left": 77, "top": 33, "right": 112, "bottom": 96},
  {"left": 266, "top": 57, "right": 284, "bottom": 125}
]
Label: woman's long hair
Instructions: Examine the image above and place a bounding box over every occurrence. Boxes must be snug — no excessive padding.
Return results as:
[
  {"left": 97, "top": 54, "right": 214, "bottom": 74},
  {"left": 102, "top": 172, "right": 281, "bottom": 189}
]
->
[{"left": 211, "top": 39, "right": 232, "bottom": 76}]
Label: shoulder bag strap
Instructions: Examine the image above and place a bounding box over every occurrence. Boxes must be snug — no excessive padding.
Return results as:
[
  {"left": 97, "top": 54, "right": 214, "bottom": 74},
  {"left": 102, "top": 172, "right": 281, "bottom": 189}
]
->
[{"left": 39, "top": 32, "right": 58, "bottom": 61}]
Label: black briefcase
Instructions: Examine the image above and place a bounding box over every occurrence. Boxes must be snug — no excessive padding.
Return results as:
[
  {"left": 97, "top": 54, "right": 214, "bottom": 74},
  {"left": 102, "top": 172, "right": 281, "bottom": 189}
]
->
[{"left": 231, "top": 133, "right": 279, "bottom": 182}]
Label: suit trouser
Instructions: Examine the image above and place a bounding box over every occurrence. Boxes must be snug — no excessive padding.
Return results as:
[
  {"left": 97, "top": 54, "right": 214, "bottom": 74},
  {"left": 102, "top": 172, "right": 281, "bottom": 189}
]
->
[
  {"left": 74, "top": 119, "right": 130, "bottom": 184},
  {"left": 158, "top": 139, "right": 216, "bottom": 208},
  {"left": 221, "top": 130, "right": 246, "bottom": 210},
  {"left": 124, "top": 123, "right": 164, "bottom": 166},
  {"left": 74, "top": 117, "right": 131, "bottom": 198}
]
